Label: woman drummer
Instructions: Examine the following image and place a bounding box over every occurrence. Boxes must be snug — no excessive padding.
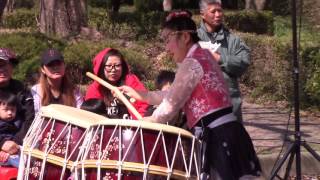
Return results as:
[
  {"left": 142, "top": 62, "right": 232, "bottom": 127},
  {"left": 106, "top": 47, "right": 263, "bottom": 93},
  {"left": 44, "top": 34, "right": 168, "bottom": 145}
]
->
[{"left": 119, "top": 10, "right": 261, "bottom": 180}]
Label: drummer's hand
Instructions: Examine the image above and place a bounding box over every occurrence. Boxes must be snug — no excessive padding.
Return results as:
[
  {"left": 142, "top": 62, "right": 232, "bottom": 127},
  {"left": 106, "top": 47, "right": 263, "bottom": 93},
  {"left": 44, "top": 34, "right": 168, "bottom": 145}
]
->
[
  {"left": 118, "top": 86, "right": 143, "bottom": 101},
  {"left": 0, "top": 151, "right": 9, "bottom": 162},
  {"left": 1, "top": 141, "right": 19, "bottom": 155},
  {"left": 142, "top": 116, "right": 156, "bottom": 123},
  {"left": 210, "top": 51, "right": 221, "bottom": 62}
]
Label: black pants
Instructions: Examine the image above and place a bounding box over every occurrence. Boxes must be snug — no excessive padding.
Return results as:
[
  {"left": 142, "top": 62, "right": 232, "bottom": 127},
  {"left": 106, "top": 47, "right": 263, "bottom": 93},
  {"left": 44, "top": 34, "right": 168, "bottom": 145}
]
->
[{"left": 198, "top": 122, "right": 262, "bottom": 180}]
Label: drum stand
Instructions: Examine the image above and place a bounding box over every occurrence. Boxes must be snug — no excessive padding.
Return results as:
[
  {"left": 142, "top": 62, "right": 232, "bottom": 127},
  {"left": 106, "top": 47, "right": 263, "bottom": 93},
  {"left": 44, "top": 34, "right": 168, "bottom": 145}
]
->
[{"left": 269, "top": 0, "right": 320, "bottom": 179}]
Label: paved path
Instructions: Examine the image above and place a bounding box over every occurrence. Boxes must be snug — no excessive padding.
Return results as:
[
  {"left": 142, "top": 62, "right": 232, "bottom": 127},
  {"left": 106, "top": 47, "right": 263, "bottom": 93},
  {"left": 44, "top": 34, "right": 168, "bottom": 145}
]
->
[{"left": 242, "top": 100, "right": 320, "bottom": 178}]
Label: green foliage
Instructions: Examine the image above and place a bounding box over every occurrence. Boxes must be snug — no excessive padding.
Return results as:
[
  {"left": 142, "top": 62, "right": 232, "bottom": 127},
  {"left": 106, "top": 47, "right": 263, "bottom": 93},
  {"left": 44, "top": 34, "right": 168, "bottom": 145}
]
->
[
  {"left": 273, "top": 16, "right": 291, "bottom": 40},
  {"left": 268, "top": 15, "right": 320, "bottom": 108},
  {"left": 88, "top": 0, "right": 107, "bottom": 8},
  {"left": 240, "top": 34, "right": 291, "bottom": 102},
  {"left": 14, "top": 0, "right": 35, "bottom": 9},
  {"left": 89, "top": 0, "right": 133, "bottom": 8},
  {"left": 172, "top": 0, "right": 198, "bottom": 9},
  {"left": 224, "top": 10, "right": 274, "bottom": 35},
  {"left": 0, "top": 32, "right": 65, "bottom": 82},
  {"left": 271, "top": 0, "right": 290, "bottom": 16},
  {"left": 0, "top": 32, "right": 153, "bottom": 85},
  {"left": 240, "top": 15, "right": 320, "bottom": 108},
  {"left": 301, "top": 46, "right": 320, "bottom": 106},
  {"left": 134, "top": 0, "right": 162, "bottom": 12},
  {"left": 89, "top": 7, "right": 165, "bottom": 40},
  {"left": 121, "top": 48, "right": 150, "bottom": 80},
  {"left": 133, "top": 11, "right": 166, "bottom": 39},
  {"left": 2, "top": 8, "right": 37, "bottom": 29}
]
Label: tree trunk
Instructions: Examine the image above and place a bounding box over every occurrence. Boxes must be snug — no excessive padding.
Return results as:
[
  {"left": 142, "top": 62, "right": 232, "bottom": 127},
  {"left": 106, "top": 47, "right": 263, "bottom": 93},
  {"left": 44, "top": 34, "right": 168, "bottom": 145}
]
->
[
  {"left": 245, "top": 0, "right": 267, "bottom": 10},
  {"left": 39, "top": 0, "right": 87, "bottom": 38},
  {"left": 0, "top": 0, "right": 7, "bottom": 24},
  {"left": 5, "top": 0, "right": 14, "bottom": 13},
  {"left": 0, "top": 0, "right": 15, "bottom": 24}
]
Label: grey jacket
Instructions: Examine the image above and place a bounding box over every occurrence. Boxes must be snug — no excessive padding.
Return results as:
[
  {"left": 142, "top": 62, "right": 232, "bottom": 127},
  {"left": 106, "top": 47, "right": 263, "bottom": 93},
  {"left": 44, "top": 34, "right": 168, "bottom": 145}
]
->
[{"left": 198, "top": 22, "right": 250, "bottom": 122}]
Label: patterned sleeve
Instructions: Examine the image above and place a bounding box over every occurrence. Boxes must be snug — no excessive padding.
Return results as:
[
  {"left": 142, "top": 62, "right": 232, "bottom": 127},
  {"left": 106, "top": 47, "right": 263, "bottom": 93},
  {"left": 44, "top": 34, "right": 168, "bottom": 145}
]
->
[
  {"left": 145, "top": 90, "right": 167, "bottom": 105},
  {"left": 74, "top": 87, "right": 84, "bottom": 108},
  {"left": 151, "top": 58, "right": 203, "bottom": 123},
  {"left": 30, "top": 84, "right": 41, "bottom": 114}
]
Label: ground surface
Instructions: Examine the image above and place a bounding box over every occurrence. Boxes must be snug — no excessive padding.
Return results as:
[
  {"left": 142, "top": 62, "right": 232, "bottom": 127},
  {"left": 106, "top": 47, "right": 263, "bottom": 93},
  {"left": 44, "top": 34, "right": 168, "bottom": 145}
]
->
[{"left": 243, "top": 99, "right": 320, "bottom": 179}]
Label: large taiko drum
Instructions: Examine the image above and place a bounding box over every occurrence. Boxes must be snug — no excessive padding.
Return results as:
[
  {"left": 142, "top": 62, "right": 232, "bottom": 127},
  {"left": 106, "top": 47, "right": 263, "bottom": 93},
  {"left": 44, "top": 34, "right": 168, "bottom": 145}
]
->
[{"left": 18, "top": 105, "right": 200, "bottom": 180}]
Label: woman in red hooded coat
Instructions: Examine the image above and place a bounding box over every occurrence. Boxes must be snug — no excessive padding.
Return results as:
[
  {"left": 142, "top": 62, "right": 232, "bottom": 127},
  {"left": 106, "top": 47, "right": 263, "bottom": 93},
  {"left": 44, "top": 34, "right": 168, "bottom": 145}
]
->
[
  {"left": 85, "top": 48, "right": 149, "bottom": 119},
  {"left": 84, "top": 48, "right": 151, "bottom": 180}
]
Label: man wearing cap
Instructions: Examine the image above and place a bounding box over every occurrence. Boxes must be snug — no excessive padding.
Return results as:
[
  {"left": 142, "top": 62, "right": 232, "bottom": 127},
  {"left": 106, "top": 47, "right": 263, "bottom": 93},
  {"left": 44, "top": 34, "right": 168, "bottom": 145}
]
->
[
  {"left": 197, "top": 0, "right": 251, "bottom": 123},
  {"left": 0, "top": 48, "right": 35, "bottom": 155}
]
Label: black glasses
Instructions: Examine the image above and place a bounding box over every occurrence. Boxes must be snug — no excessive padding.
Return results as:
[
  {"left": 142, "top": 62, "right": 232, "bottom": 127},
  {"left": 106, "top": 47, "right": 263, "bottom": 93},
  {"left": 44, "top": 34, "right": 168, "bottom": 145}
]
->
[{"left": 105, "top": 64, "right": 122, "bottom": 70}]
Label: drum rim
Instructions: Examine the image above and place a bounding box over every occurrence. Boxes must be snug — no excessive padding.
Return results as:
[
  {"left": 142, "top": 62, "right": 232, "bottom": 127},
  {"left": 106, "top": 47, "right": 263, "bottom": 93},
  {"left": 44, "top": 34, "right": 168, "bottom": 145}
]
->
[{"left": 40, "top": 104, "right": 194, "bottom": 138}]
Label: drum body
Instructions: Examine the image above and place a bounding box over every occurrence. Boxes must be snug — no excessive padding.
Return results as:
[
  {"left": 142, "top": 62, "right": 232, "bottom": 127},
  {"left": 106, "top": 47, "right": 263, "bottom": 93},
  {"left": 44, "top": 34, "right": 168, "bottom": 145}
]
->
[
  {"left": 19, "top": 105, "right": 199, "bottom": 180},
  {"left": 21, "top": 112, "right": 87, "bottom": 180},
  {"left": 84, "top": 125, "right": 195, "bottom": 179}
]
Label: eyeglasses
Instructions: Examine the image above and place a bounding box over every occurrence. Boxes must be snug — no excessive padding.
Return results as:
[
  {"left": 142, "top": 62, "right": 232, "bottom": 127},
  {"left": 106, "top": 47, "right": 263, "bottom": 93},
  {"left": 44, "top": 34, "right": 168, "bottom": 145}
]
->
[
  {"left": 105, "top": 64, "right": 122, "bottom": 70},
  {"left": 160, "top": 30, "right": 196, "bottom": 44},
  {"left": 160, "top": 31, "right": 180, "bottom": 44}
]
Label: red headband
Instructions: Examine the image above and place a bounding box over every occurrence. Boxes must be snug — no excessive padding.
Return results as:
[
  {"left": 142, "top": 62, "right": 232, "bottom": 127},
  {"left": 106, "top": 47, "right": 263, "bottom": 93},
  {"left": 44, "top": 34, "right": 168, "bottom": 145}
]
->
[{"left": 166, "top": 11, "right": 191, "bottom": 22}]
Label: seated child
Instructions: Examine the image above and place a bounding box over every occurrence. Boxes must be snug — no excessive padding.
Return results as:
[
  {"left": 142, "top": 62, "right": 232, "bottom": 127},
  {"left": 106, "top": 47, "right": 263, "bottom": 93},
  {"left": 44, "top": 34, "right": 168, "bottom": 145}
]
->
[
  {"left": 0, "top": 91, "right": 21, "bottom": 168},
  {"left": 147, "top": 70, "right": 188, "bottom": 130},
  {"left": 80, "top": 98, "right": 106, "bottom": 116}
]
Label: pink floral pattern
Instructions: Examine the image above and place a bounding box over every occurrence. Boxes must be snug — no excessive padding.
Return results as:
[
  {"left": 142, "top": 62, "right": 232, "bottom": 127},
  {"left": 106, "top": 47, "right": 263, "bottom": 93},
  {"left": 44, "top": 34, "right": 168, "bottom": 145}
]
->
[{"left": 146, "top": 44, "right": 232, "bottom": 128}]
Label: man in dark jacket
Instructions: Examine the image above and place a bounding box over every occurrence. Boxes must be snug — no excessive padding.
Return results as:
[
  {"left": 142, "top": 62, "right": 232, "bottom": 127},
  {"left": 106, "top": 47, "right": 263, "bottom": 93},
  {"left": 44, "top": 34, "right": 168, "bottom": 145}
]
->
[
  {"left": 197, "top": 0, "right": 250, "bottom": 123},
  {"left": 0, "top": 48, "right": 35, "bottom": 155}
]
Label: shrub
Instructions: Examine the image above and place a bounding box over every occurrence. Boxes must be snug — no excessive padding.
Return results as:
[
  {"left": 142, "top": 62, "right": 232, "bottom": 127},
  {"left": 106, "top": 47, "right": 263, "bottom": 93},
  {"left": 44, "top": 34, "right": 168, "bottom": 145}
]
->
[
  {"left": 224, "top": 10, "right": 274, "bottom": 35},
  {"left": 240, "top": 34, "right": 291, "bottom": 102},
  {"left": 89, "top": 8, "right": 165, "bottom": 40},
  {"left": 271, "top": 0, "right": 290, "bottom": 16},
  {"left": 88, "top": 0, "right": 107, "bottom": 8},
  {"left": 172, "top": 0, "right": 198, "bottom": 9},
  {"left": 3, "top": 7, "right": 274, "bottom": 38},
  {"left": 301, "top": 46, "right": 320, "bottom": 106},
  {"left": 0, "top": 32, "right": 153, "bottom": 86},
  {"left": 2, "top": 8, "right": 37, "bottom": 29},
  {"left": 14, "top": 0, "right": 35, "bottom": 9},
  {"left": 132, "top": 11, "right": 166, "bottom": 39},
  {"left": 134, "top": 0, "right": 162, "bottom": 12},
  {"left": 192, "top": 10, "right": 274, "bottom": 35},
  {"left": 0, "top": 33, "right": 65, "bottom": 83}
]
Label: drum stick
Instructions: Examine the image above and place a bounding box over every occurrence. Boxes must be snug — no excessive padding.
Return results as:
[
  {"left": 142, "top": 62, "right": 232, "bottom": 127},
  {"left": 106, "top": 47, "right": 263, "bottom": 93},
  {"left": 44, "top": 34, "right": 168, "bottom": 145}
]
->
[{"left": 86, "top": 72, "right": 143, "bottom": 120}]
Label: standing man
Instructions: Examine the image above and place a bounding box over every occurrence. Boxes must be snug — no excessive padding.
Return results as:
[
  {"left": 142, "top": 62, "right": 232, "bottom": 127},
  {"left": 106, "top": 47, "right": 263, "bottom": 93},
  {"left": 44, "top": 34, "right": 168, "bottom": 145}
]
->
[
  {"left": 0, "top": 48, "right": 34, "bottom": 156},
  {"left": 197, "top": 0, "right": 250, "bottom": 123}
]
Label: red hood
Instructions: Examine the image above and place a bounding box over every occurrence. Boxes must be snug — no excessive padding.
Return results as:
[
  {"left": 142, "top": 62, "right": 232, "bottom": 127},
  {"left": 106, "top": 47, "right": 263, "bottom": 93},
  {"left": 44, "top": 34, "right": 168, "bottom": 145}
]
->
[
  {"left": 92, "top": 48, "right": 130, "bottom": 76},
  {"left": 86, "top": 48, "right": 149, "bottom": 119},
  {"left": 92, "top": 48, "right": 112, "bottom": 75}
]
